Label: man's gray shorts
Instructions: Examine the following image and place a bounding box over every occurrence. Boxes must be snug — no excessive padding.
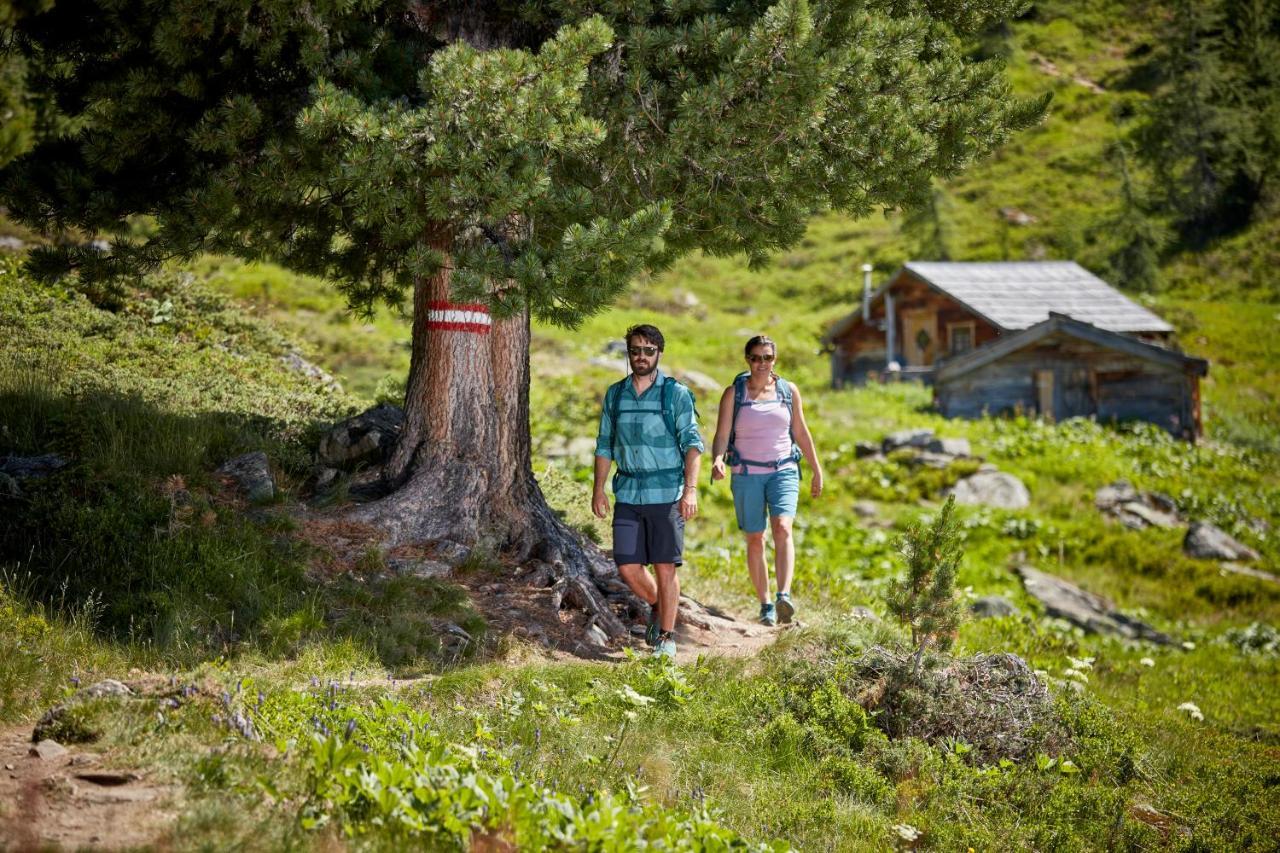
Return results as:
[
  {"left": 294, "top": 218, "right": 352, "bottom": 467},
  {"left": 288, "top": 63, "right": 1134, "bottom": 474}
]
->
[{"left": 612, "top": 501, "right": 684, "bottom": 567}]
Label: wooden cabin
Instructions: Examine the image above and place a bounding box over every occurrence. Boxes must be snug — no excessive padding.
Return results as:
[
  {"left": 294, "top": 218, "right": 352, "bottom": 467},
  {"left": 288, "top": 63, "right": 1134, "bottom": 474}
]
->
[
  {"left": 934, "top": 313, "right": 1208, "bottom": 438},
  {"left": 823, "top": 262, "right": 1175, "bottom": 385}
]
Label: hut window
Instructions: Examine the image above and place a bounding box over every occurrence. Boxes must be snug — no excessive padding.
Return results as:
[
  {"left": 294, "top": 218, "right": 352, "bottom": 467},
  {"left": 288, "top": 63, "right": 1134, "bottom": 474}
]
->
[{"left": 948, "top": 322, "right": 975, "bottom": 354}]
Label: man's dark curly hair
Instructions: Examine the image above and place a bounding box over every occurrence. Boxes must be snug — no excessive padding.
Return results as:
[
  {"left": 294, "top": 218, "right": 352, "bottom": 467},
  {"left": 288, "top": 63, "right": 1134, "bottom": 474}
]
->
[{"left": 625, "top": 324, "right": 665, "bottom": 351}]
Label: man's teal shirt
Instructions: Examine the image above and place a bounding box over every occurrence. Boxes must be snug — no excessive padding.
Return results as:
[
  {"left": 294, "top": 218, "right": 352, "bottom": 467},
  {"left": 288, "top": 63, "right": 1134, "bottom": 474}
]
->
[{"left": 594, "top": 369, "right": 704, "bottom": 505}]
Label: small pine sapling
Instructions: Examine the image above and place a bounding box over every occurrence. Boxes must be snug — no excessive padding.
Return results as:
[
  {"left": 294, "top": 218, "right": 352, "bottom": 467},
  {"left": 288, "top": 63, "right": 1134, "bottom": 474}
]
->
[{"left": 886, "top": 495, "right": 964, "bottom": 678}]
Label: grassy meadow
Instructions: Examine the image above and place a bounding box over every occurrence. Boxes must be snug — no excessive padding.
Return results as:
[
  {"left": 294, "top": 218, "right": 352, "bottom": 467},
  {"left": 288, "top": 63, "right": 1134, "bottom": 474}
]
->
[{"left": 2, "top": 0, "right": 1280, "bottom": 849}]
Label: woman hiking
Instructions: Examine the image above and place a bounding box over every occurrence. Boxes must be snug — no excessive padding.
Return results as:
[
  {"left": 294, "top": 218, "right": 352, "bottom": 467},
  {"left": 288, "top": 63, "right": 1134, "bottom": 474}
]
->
[{"left": 710, "top": 336, "right": 824, "bottom": 626}]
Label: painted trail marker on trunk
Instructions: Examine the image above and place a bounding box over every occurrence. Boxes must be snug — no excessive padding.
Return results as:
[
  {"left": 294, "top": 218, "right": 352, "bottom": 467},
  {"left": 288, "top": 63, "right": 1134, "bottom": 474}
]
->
[{"left": 426, "top": 302, "right": 491, "bottom": 334}]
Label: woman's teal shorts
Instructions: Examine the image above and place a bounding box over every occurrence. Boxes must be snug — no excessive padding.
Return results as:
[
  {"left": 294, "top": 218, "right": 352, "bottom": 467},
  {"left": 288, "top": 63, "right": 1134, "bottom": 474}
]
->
[{"left": 730, "top": 466, "right": 800, "bottom": 533}]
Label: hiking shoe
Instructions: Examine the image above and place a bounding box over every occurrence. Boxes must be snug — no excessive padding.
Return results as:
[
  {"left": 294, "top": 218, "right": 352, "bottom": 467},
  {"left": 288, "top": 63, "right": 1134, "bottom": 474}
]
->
[
  {"left": 759, "top": 602, "right": 777, "bottom": 627},
  {"left": 645, "top": 603, "right": 661, "bottom": 648},
  {"left": 654, "top": 632, "right": 677, "bottom": 659},
  {"left": 776, "top": 593, "right": 795, "bottom": 625}
]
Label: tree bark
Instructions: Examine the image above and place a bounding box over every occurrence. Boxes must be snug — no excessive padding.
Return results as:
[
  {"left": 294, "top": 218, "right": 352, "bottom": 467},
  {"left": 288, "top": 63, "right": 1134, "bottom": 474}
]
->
[{"left": 348, "top": 232, "right": 632, "bottom": 641}]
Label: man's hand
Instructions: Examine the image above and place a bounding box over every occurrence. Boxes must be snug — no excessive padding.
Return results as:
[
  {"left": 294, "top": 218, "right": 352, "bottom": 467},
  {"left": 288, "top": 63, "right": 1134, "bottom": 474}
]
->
[
  {"left": 710, "top": 457, "right": 726, "bottom": 482},
  {"left": 810, "top": 470, "right": 824, "bottom": 499},
  {"left": 592, "top": 489, "right": 610, "bottom": 519},
  {"left": 679, "top": 487, "right": 698, "bottom": 520}
]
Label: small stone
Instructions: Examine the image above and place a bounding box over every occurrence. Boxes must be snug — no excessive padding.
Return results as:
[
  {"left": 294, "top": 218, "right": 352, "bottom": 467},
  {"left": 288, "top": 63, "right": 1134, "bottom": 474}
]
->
[
  {"left": 969, "top": 595, "right": 1020, "bottom": 618},
  {"left": 280, "top": 351, "right": 340, "bottom": 388},
  {"left": 853, "top": 500, "right": 878, "bottom": 518},
  {"left": 216, "top": 451, "right": 275, "bottom": 502},
  {"left": 82, "top": 679, "right": 132, "bottom": 699},
  {"left": 30, "top": 740, "right": 68, "bottom": 760},
  {"left": 585, "top": 623, "right": 611, "bottom": 647},
  {"left": 314, "top": 467, "right": 339, "bottom": 491},
  {"left": 0, "top": 235, "right": 26, "bottom": 252}
]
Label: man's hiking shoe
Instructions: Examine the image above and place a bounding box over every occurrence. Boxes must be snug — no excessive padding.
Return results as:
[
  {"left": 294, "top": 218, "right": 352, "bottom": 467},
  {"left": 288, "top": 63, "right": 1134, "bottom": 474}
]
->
[
  {"left": 654, "top": 632, "right": 677, "bottom": 659},
  {"left": 776, "top": 593, "right": 795, "bottom": 625},
  {"left": 759, "top": 602, "right": 777, "bottom": 627},
  {"left": 645, "top": 603, "right": 661, "bottom": 648}
]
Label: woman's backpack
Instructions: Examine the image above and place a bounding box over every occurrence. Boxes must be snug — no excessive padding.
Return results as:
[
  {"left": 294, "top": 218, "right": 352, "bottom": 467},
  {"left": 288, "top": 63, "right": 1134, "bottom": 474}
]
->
[{"left": 725, "top": 372, "right": 803, "bottom": 474}]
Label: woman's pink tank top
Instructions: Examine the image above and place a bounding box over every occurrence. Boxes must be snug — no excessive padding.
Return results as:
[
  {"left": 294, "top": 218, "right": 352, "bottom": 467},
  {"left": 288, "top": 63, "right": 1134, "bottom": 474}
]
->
[{"left": 733, "top": 387, "right": 796, "bottom": 475}]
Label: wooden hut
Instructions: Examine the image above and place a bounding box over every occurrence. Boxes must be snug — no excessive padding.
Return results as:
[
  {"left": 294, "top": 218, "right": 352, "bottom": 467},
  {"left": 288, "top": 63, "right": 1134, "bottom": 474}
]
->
[
  {"left": 934, "top": 313, "right": 1208, "bottom": 438},
  {"left": 823, "top": 261, "right": 1175, "bottom": 385}
]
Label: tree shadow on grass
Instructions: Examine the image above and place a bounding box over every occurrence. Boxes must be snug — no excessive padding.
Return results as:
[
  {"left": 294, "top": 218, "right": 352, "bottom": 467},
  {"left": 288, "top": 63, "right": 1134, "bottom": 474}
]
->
[{"left": 0, "top": 381, "right": 494, "bottom": 675}]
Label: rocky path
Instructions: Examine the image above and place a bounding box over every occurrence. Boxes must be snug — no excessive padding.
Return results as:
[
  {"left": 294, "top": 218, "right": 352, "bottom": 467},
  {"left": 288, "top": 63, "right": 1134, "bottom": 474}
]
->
[{"left": 0, "top": 727, "right": 178, "bottom": 851}]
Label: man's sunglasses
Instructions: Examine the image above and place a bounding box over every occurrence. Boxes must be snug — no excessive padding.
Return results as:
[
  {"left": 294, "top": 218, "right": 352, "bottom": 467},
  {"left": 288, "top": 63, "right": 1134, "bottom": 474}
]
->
[
  {"left": 628, "top": 345, "right": 660, "bottom": 357},
  {"left": 747, "top": 353, "right": 776, "bottom": 363}
]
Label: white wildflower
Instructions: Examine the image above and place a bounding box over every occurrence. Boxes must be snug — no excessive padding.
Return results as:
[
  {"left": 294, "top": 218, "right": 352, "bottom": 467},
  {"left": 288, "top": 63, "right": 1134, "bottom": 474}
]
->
[
  {"left": 892, "top": 823, "right": 920, "bottom": 841},
  {"left": 1063, "top": 668, "right": 1089, "bottom": 683},
  {"left": 1139, "top": 657, "right": 1155, "bottom": 667},
  {"left": 1181, "top": 641, "right": 1196, "bottom": 651},
  {"left": 1068, "top": 656, "right": 1095, "bottom": 671},
  {"left": 1177, "top": 702, "right": 1204, "bottom": 721}
]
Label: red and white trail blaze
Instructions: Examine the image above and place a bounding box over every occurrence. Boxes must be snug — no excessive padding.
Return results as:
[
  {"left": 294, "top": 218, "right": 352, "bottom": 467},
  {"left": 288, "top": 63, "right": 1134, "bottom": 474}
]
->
[{"left": 426, "top": 301, "right": 492, "bottom": 334}]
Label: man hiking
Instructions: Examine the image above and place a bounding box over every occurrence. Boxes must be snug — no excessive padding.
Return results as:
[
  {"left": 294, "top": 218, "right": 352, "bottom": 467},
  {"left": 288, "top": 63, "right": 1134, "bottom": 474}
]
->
[{"left": 592, "top": 324, "right": 703, "bottom": 659}]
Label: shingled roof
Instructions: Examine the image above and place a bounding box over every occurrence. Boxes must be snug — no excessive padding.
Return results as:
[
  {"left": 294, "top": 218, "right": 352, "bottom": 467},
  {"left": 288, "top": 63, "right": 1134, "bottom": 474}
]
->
[{"left": 901, "top": 262, "right": 1173, "bottom": 332}]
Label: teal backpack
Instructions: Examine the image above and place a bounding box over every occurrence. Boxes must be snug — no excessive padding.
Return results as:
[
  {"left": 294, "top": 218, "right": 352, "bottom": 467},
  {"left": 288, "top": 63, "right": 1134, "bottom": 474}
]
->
[
  {"left": 606, "top": 374, "right": 690, "bottom": 482},
  {"left": 725, "top": 372, "right": 803, "bottom": 475}
]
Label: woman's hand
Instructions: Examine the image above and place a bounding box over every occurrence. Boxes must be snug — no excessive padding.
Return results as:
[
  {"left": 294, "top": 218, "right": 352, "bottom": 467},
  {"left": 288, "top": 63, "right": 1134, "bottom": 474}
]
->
[
  {"left": 711, "top": 457, "right": 726, "bottom": 482},
  {"left": 810, "top": 470, "right": 824, "bottom": 499}
]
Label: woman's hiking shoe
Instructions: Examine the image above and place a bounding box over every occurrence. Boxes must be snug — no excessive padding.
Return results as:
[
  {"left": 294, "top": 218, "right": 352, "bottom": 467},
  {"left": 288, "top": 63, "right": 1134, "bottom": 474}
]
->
[
  {"left": 654, "top": 632, "right": 677, "bottom": 659},
  {"left": 645, "top": 604, "right": 661, "bottom": 648},
  {"left": 759, "top": 602, "right": 777, "bottom": 627},
  {"left": 776, "top": 593, "right": 795, "bottom": 625}
]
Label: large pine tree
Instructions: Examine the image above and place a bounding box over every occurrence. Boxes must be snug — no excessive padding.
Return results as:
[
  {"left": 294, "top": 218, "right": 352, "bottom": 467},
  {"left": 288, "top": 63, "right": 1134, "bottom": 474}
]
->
[{"left": 2, "top": 0, "right": 1043, "bottom": 636}]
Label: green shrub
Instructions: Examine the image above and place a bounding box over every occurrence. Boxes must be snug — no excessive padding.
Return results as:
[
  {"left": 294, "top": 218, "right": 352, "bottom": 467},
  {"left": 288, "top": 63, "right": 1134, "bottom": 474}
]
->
[{"left": 819, "top": 756, "right": 894, "bottom": 809}]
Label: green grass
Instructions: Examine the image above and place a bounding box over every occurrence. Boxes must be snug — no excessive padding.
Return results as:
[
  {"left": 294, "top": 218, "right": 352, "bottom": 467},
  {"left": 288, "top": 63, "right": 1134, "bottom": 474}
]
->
[{"left": 1, "top": 1, "right": 1278, "bottom": 848}]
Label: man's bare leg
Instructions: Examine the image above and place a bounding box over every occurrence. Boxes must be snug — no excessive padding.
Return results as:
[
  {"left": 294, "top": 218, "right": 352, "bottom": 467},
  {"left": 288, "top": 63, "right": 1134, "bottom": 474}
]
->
[
  {"left": 618, "top": 562, "right": 659, "bottom": 616},
  {"left": 654, "top": 563, "right": 679, "bottom": 632}
]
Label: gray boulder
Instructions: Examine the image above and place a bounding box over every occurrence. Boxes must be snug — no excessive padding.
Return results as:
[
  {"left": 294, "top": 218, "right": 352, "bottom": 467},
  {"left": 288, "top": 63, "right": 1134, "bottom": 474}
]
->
[
  {"left": 543, "top": 435, "right": 598, "bottom": 467},
  {"left": 0, "top": 453, "right": 68, "bottom": 482},
  {"left": 853, "top": 500, "right": 878, "bottom": 518},
  {"left": 970, "top": 595, "right": 1020, "bottom": 618},
  {"left": 946, "top": 471, "right": 1030, "bottom": 509},
  {"left": 1184, "top": 521, "right": 1261, "bottom": 562},
  {"left": 1094, "top": 480, "right": 1139, "bottom": 511},
  {"left": 882, "top": 429, "right": 935, "bottom": 453},
  {"left": 0, "top": 236, "right": 26, "bottom": 252},
  {"left": 318, "top": 404, "right": 404, "bottom": 470},
  {"left": 30, "top": 740, "right": 68, "bottom": 760},
  {"left": 217, "top": 451, "right": 275, "bottom": 502},
  {"left": 926, "top": 437, "right": 972, "bottom": 457},
  {"left": 280, "top": 351, "right": 340, "bottom": 389},
  {"left": 1017, "top": 565, "right": 1174, "bottom": 645},
  {"left": 673, "top": 368, "right": 721, "bottom": 395},
  {"left": 854, "top": 441, "right": 881, "bottom": 459},
  {"left": 1116, "top": 501, "right": 1181, "bottom": 530}
]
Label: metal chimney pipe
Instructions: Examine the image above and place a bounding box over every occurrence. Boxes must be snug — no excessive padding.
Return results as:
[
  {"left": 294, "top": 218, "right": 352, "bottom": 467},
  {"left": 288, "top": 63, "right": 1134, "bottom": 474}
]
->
[{"left": 861, "top": 263, "right": 873, "bottom": 321}]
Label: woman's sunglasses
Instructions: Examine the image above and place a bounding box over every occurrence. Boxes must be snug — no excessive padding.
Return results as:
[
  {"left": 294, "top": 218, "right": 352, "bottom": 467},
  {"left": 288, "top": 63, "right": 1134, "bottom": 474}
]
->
[
  {"left": 628, "top": 345, "right": 660, "bottom": 357},
  {"left": 747, "top": 353, "right": 776, "bottom": 363}
]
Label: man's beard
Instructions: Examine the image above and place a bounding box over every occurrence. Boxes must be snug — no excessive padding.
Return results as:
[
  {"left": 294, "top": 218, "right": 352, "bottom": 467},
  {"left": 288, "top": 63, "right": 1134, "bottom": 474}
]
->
[{"left": 631, "top": 358, "right": 658, "bottom": 377}]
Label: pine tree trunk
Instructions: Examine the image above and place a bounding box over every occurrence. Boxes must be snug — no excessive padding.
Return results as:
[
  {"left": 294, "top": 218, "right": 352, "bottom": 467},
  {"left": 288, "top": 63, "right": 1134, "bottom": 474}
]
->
[{"left": 348, "top": 232, "right": 630, "bottom": 640}]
